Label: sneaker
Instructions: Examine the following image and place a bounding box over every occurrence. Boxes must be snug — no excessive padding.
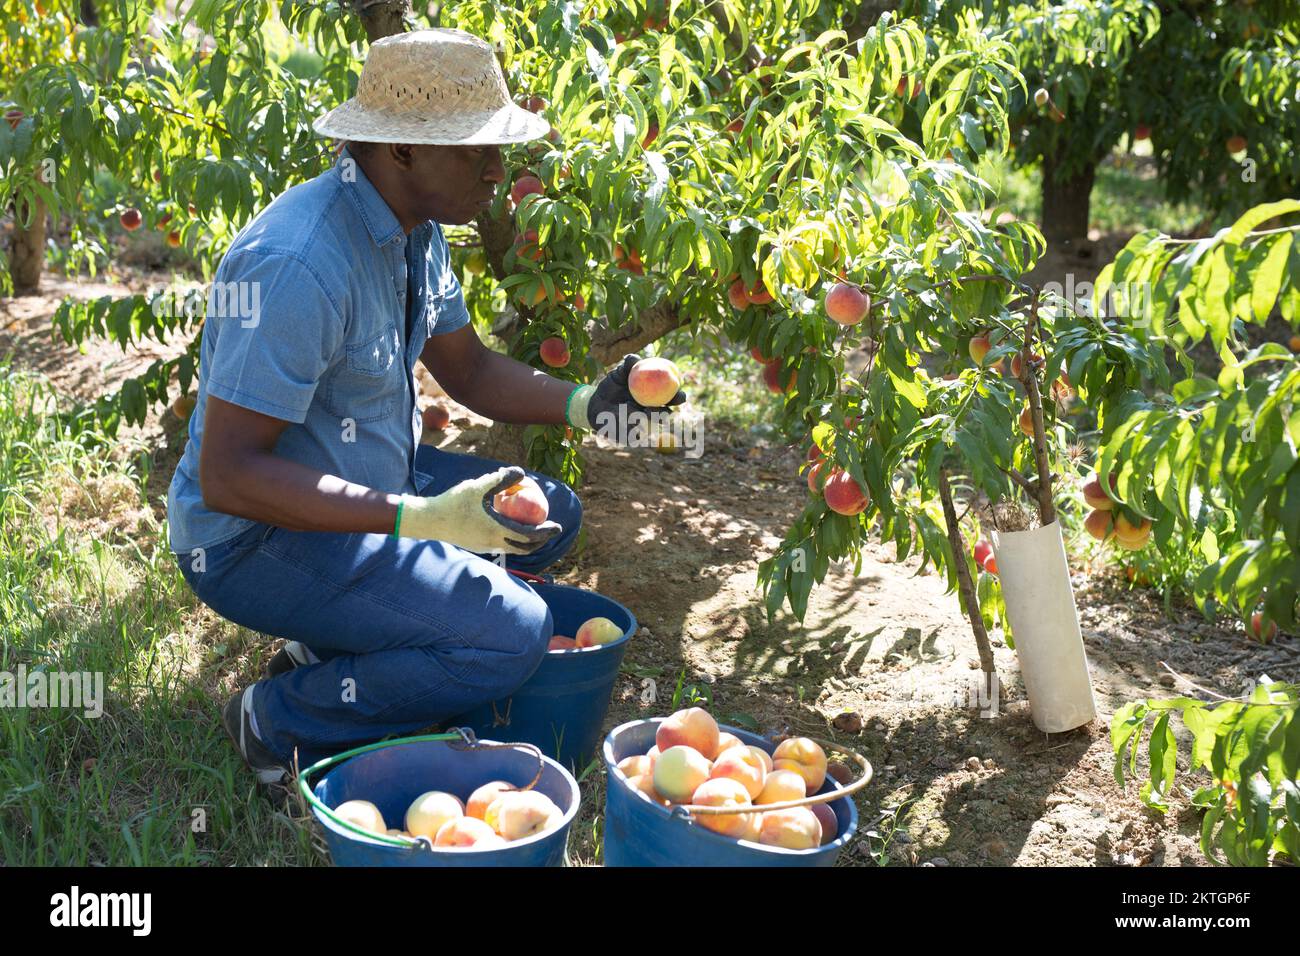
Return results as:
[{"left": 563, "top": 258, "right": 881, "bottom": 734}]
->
[
  {"left": 266, "top": 640, "right": 316, "bottom": 678},
  {"left": 221, "top": 685, "right": 291, "bottom": 788}
]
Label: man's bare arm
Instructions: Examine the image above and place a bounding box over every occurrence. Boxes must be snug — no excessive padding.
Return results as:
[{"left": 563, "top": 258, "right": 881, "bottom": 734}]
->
[
  {"left": 198, "top": 394, "right": 399, "bottom": 533},
  {"left": 420, "top": 324, "right": 576, "bottom": 425}
]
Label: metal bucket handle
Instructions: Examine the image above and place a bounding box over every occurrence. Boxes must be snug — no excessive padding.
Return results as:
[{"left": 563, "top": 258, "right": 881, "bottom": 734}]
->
[
  {"left": 296, "top": 729, "right": 548, "bottom": 851},
  {"left": 670, "top": 735, "right": 873, "bottom": 816}
]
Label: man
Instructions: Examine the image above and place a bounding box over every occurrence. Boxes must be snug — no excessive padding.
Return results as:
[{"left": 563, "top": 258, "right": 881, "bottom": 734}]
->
[{"left": 166, "top": 29, "right": 683, "bottom": 786}]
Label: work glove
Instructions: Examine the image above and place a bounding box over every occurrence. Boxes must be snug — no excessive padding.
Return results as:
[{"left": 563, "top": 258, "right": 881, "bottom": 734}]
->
[
  {"left": 565, "top": 353, "right": 688, "bottom": 435},
  {"left": 396, "top": 466, "right": 562, "bottom": 555}
]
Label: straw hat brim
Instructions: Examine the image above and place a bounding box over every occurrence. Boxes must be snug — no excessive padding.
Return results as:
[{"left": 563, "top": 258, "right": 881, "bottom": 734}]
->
[{"left": 313, "top": 99, "right": 551, "bottom": 146}]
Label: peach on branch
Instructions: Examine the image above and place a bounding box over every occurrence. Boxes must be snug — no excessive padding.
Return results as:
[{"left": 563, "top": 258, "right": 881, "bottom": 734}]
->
[
  {"left": 575, "top": 615, "right": 623, "bottom": 647},
  {"left": 1084, "top": 472, "right": 1118, "bottom": 510},
  {"left": 762, "top": 360, "right": 791, "bottom": 394},
  {"left": 690, "top": 778, "right": 759, "bottom": 839},
  {"left": 120, "top": 208, "right": 142, "bottom": 231},
  {"left": 1019, "top": 405, "right": 1035, "bottom": 438},
  {"left": 756, "top": 769, "right": 807, "bottom": 805},
  {"left": 1226, "top": 135, "right": 1248, "bottom": 155},
  {"left": 1134, "top": 124, "right": 1151, "bottom": 141},
  {"left": 983, "top": 553, "right": 998, "bottom": 575},
  {"left": 806, "top": 458, "right": 827, "bottom": 494},
  {"left": 772, "top": 737, "right": 827, "bottom": 793},
  {"left": 405, "top": 791, "right": 464, "bottom": 839},
  {"left": 1010, "top": 351, "right": 1042, "bottom": 379},
  {"left": 514, "top": 229, "right": 543, "bottom": 262},
  {"left": 539, "top": 336, "right": 570, "bottom": 368},
  {"left": 728, "top": 280, "right": 750, "bottom": 310},
  {"left": 749, "top": 345, "right": 768, "bottom": 362},
  {"left": 166, "top": 230, "right": 182, "bottom": 248},
  {"left": 493, "top": 476, "right": 549, "bottom": 525},
  {"left": 968, "top": 334, "right": 992, "bottom": 365},
  {"left": 613, "top": 243, "right": 644, "bottom": 275},
  {"left": 757, "top": 807, "right": 822, "bottom": 850},
  {"left": 627, "top": 356, "right": 681, "bottom": 406},
  {"left": 1113, "top": 514, "right": 1152, "bottom": 550},
  {"left": 823, "top": 469, "right": 869, "bottom": 516},
  {"left": 1250, "top": 611, "right": 1278, "bottom": 643},
  {"left": 973, "top": 540, "right": 993, "bottom": 568},
  {"left": 171, "top": 393, "right": 197, "bottom": 420},
  {"left": 824, "top": 282, "right": 870, "bottom": 326},
  {"left": 335, "top": 799, "right": 387, "bottom": 835},
  {"left": 656, "top": 707, "right": 720, "bottom": 757},
  {"left": 1084, "top": 509, "right": 1114, "bottom": 542},
  {"left": 510, "top": 175, "right": 544, "bottom": 206},
  {"left": 652, "top": 745, "right": 713, "bottom": 803},
  {"left": 709, "top": 746, "right": 767, "bottom": 799},
  {"left": 466, "top": 781, "right": 514, "bottom": 820},
  {"left": 747, "top": 280, "right": 773, "bottom": 305},
  {"left": 1033, "top": 88, "right": 1050, "bottom": 108}
]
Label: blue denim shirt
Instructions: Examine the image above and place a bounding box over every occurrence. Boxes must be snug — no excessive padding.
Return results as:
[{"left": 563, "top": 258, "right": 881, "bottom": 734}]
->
[{"left": 166, "top": 148, "right": 470, "bottom": 553}]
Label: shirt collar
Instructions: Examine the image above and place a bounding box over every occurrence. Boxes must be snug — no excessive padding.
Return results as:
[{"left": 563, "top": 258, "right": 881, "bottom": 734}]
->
[{"left": 336, "top": 146, "right": 409, "bottom": 249}]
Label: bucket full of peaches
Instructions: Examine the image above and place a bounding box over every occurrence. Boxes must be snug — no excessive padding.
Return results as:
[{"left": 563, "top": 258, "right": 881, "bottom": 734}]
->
[
  {"left": 449, "top": 575, "right": 637, "bottom": 774},
  {"left": 299, "top": 729, "right": 580, "bottom": 867},
  {"left": 601, "top": 707, "right": 869, "bottom": 866}
]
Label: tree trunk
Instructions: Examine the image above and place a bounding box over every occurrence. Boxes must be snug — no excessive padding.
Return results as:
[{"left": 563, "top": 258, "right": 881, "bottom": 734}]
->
[
  {"left": 79, "top": 0, "right": 98, "bottom": 25},
  {"left": 9, "top": 196, "right": 46, "bottom": 294},
  {"left": 349, "top": 0, "right": 409, "bottom": 44},
  {"left": 1040, "top": 146, "right": 1096, "bottom": 246}
]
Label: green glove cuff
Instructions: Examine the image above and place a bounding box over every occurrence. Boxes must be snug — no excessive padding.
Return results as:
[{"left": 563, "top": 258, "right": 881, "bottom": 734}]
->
[{"left": 565, "top": 384, "right": 596, "bottom": 430}]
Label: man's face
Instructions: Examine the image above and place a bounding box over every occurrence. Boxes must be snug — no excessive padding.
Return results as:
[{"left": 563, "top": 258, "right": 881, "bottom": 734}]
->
[{"left": 406, "top": 143, "right": 506, "bottom": 226}]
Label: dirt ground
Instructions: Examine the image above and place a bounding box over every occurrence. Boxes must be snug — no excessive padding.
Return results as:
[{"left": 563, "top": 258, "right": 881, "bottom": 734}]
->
[{"left": 5, "top": 266, "right": 1298, "bottom": 868}]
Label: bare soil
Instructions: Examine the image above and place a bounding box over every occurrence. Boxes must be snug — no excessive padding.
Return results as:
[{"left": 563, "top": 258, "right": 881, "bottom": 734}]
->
[{"left": 6, "top": 267, "right": 1298, "bottom": 868}]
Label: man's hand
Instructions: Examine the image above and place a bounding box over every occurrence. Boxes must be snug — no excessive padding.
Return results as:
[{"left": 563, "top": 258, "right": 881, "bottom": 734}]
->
[
  {"left": 397, "top": 466, "right": 562, "bottom": 554},
  {"left": 567, "top": 353, "right": 687, "bottom": 433}
]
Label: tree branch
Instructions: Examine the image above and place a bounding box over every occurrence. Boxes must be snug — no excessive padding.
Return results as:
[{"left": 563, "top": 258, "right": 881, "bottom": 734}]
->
[
  {"left": 1019, "top": 289, "right": 1058, "bottom": 525},
  {"left": 938, "top": 467, "right": 998, "bottom": 680}
]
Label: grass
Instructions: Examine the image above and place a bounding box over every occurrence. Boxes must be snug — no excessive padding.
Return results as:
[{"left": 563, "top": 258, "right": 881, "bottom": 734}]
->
[{"left": 0, "top": 365, "right": 319, "bottom": 865}]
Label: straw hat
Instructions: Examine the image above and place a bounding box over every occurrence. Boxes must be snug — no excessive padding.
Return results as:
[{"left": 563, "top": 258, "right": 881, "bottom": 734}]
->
[{"left": 313, "top": 29, "right": 550, "bottom": 146}]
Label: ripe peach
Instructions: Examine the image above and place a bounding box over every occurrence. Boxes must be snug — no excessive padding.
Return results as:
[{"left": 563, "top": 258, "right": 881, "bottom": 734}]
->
[
  {"left": 973, "top": 539, "right": 993, "bottom": 568},
  {"left": 824, "top": 282, "right": 870, "bottom": 326},
  {"left": 823, "top": 469, "right": 869, "bottom": 516},
  {"left": 710, "top": 746, "right": 767, "bottom": 799},
  {"left": 748, "top": 746, "right": 774, "bottom": 774},
  {"left": 983, "top": 553, "right": 998, "bottom": 576},
  {"left": 1084, "top": 472, "right": 1118, "bottom": 510},
  {"left": 613, "top": 243, "right": 644, "bottom": 274},
  {"left": 514, "top": 228, "right": 543, "bottom": 262},
  {"left": 772, "top": 737, "right": 827, "bottom": 794},
  {"left": 575, "top": 616, "right": 623, "bottom": 647},
  {"left": 493, "top": 476, "right": 550, "bottom": 525},
  {"left": 617, "top": 755, "right": 654, "bottom": 778},
  {"left": 485, "top": 789, "right": 563, "bottom": 840},
  {"left": 755, "top": 769, "right": 807, "bottom": 805},
  {"left": 405, "top": 791, "right": 464, "bottom": 839},
  {"left": 1226, "top": 135, "right": 1248, "bottom": 155},
  {"left": 171, "top": 393, "right": 197, "bottom": 420},
  {"left": 809, "top": 801, "right": 838, "bottom": 845},
  {"left": 1289, "top": 335, "right": 1300, "bottom": 353},
  {"left": 434, "top": 816, "right": 504, "bottom": 848},
  {"left": 968, "top": 334, "right": 992, "bottom": 365},
  {"left": 645, "top": 745, "right": 661, "bottom": 767},
  {"left": 641, "top": 120, "right": 659, "bottom": 149},
  {"left": 757, "top": 807, "right": 822, "bottom": 849},
  {"left": 1009, "top": 351, "right": 1041, "bottom": 379},
  {"left": 806, "top": 458, "right": 826, "bottom": 494},
  {"left": 1084, "top": 509, "right": 1114, "bottom": 542},
  {"left": 626, "top": 773, "right": 672, "bottom": 807},
  {"left": 510, "top": 175, "right": 544, "bottom": 206},
  {"left": 690, "top": 778, "right": 758, "bottom": 838},
  {"left": 656, "top": 707, "right": 720, "bottom": 758},
  {"left": 762, "top": 360, "right": 791, "bottom": 394},
  {"left": 727, "top": 280, "right": 750, "bottom": 310},
  {"left": 652, "top": 745, "right": 713, "bottom": 803},
  {"left": 466, "top": 781, "right": 514, "bottom": 820},
  {"left": 1019, "top": 405, "right": 1035, "bottom": 438},
  {"left": 1251, "top": 612, "right": 1278, "bottom": 643},
  {"left": 1133, "top": 124, "right": 1151, "bottom": 141},
  {"left": 627, "top": 356, "right": 681, "bottom": 406},
  {"left": 166, "top": 230, "right": 182, "bottom": 248},
  {"left": 747, "top": 280, "right": 773, "bottom": 305},
  {"left": 548, "top": 635, "right": 577, "bottom": 651},
  {"left": 749, "top": 345, "right": 768, "bottom": 362},
  {"left": 335, "top": 799, "right": 387, "bottom": 835},
  {"left": 1113, "top": 514, "right": 1152, "bottom": 550},
  {"left": 539, "top": 336, "right": 570, "bottom": 367},
  {"left": 713, "top": 732, "right": 746, "bottom": 757},
  {"left": 422, "top": 403, "right": 450, "bottom": 431},
  {"left": 120, "top": 208, "right": 142, "bottom": 231}
]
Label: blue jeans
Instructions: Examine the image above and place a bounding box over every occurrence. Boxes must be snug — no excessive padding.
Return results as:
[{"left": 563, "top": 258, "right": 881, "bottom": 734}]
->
[{"left": 177, "top": 445, "right": 582, "bottom": 767}]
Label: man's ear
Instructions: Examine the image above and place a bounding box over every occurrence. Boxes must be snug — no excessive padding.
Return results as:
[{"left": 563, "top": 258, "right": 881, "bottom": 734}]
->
[{"left": 389, "top": 142, "right": 418, "bottom": 170}]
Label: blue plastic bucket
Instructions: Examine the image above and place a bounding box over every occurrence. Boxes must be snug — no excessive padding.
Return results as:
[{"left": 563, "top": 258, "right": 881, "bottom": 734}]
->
[
  {"left": 602, "top": 719, "right": 860, "bottom": 867},
  {"left": 303, "top": 733, "right": 580, "bottom": 867},
  {"left": 449, "top": 583, "right": 636, "bottom": 773}
]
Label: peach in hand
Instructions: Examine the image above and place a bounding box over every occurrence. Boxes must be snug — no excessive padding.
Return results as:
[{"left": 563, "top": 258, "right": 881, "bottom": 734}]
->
[
  {"left": 627, "top": 356, "right": 682, "bottom": 406},
  {"left": 652, "top": 745, "right": 713, "bottom": 803},
  {"left": 772, "top": 737, "right": 827, "bottom": 794},
  {"left": 493, "top": 476, "right": 549, "bottom": 525},
  {"left": 655, "top": 707, "right": 720, "bottom": 759}
]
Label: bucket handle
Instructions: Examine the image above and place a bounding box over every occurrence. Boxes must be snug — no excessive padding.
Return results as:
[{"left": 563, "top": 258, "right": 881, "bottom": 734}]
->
[
  {"left": 295, "top": 730, "right": 550, "bottom": 851},
  {"left": 670, "top": 735, "right": 873, "bottom": 816}
]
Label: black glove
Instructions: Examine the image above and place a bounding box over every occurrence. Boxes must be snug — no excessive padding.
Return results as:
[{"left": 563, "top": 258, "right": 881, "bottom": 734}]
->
[{"left": 567, "top": 354, "right": 688, "bottom": 433}]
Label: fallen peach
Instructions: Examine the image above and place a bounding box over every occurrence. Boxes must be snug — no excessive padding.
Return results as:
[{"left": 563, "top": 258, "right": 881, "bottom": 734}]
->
[
  {"left": 656, "top": 707, "right": 720, "bottom": 759},
  {"left": 627, "top": 357, "right": 681, "bottom": 406},
  {"left": 1251, "top": 611, "right": 1278, "bottom": 643},
  {"left": 652, "top": 745, "right": 713, "bottom": 803},
  {"left": 772, "top": 737, "right": 827, "bottom": 794}
]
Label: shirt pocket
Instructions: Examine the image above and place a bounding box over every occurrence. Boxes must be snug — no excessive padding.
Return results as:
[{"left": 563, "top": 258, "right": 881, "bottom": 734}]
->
[{"left": 323, "top": 327, "right": 401, "bottom": 424}]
